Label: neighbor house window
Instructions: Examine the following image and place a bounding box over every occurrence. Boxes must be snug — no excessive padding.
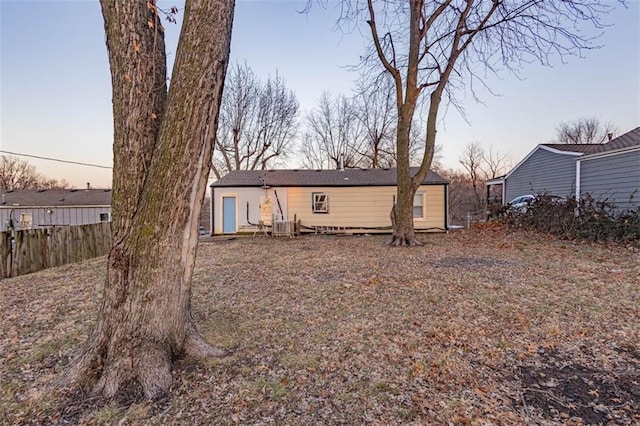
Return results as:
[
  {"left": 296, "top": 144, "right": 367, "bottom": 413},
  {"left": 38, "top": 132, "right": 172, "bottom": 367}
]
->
[
  {"left": 312, "top": 192, "right": 329, "bottom": 213},
  {"left": 413, "top": 192, "right": 425, "bottom": 218},
  {"left": 20, "top": 213, "right": 33, "bottom": 228},
  {"left": 99, "top": 213, "right": 110, "bottom": 222}
]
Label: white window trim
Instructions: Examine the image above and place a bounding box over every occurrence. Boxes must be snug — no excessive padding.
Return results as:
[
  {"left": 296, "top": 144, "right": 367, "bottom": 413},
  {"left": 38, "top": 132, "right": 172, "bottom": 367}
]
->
[
  {"left": 20, "top": 212, "right": 33, "bottom": 228},
  {"left": 312, "top": 192, "right": 329, "bottom": 213},
  {"left": 413, "top": 191, "right": 425, "bottom": 220}
]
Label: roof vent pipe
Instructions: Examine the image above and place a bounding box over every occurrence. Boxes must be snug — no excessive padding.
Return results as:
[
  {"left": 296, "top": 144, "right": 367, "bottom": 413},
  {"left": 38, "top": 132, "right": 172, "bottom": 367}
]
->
[
  {"left": 86, "top": 182, "right": 91, "bottom": 190},
  {"left": 339, "top": 153, "right": 344, "bottom": 171},
  {"left": 607, "top": 132, "right": 613, "bottom": 141}
]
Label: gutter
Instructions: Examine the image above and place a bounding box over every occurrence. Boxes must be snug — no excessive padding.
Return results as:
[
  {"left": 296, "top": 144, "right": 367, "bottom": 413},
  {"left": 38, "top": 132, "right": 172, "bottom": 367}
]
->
[
  {"left": 214, "top": 186, "right": 216, "bottom": 237},
  {"left": 444, "top": 183, "right": 449, "bottom": 231}
]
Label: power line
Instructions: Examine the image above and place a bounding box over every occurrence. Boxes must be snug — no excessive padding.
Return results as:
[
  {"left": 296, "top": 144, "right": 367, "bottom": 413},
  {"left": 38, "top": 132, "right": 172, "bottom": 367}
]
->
[{"left": 0, "top": 150, "right": 112, "bottom": 169}]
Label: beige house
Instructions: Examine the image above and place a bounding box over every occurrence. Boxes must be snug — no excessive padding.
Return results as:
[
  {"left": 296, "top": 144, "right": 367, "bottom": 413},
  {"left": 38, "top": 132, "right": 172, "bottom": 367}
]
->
[{"left": 209, "top": 168, "right": 449, "bottom": 235}]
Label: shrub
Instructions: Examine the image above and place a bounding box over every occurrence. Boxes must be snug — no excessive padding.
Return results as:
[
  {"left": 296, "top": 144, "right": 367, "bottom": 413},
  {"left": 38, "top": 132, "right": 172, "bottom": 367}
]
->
[{"left": 503, "top": 194, "right": 639, "bottom": 245}]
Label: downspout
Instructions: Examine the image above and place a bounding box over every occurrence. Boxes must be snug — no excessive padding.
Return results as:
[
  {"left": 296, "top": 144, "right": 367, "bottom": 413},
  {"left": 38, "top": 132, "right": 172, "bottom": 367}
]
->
[
  {"left": 444, "top": 183, "right": 449, "bottom": 231},
  {"left": 575, "top": 160, "right": 581, "bottom": 201},
  {"left": 274, "top": 189, "right": 284, "bottom": 220},
  {"left": 575, "top": 160, "right": 581, "bottom": 217},
  {"left": 214, "top": 186, "right": 216, "bottom": 237},
  {"left": 502, "top": 181, "right": 506, "bottom": 206}
]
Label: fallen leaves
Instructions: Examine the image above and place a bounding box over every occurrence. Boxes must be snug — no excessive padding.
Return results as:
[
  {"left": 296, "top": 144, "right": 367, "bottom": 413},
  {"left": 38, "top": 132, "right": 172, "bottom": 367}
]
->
[{"left": 1, "top": 227, "right": 638, "bottom": 424}]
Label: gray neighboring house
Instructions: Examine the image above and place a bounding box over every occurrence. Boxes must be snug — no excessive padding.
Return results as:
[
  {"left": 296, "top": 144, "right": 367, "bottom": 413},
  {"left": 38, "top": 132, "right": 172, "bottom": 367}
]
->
[
  {"left": 0, "top": 188, "right": 112, "bottom": 232},
  {"left": 501, "top": 144, "right": 595, "bottom": 203},
  {"left": 493, "top": 127, "right": 640, "bottom": 213},
  {"left": 577, "top": 127, "right": 640, "bottom": 212}
]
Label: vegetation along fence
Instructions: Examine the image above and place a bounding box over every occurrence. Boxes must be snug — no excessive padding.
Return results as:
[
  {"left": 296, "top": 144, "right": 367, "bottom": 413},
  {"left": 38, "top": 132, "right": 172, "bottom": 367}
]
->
[{"left": 0, "top": 222, "right": 111, "bottom": 278}]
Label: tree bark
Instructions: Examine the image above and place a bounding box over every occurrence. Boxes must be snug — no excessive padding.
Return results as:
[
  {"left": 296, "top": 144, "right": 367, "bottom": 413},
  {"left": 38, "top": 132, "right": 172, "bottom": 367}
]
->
[
  {"left": 61, "top": 0, "right": 235, "bottom": 400},
  {"left": 386, "top": 0, "right": 425, "bottom": 247}
]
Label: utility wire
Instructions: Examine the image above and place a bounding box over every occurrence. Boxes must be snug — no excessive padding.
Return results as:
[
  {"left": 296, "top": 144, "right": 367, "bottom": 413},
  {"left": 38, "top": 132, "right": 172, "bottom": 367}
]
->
[{"left": 0, "top": 150, "right": 112, "bottom": 169}]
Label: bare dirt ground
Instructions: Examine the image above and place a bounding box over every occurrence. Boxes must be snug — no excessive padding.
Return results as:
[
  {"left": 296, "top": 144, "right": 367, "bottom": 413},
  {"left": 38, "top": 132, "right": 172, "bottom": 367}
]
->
[{"left": 1, "top": 223, "right": 638, "bottom": 425}]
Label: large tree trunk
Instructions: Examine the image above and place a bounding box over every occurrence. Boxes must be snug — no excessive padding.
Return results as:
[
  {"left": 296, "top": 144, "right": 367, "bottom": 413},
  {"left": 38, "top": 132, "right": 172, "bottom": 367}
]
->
[
  {"left": 390, "top": 107, "right": 423, "bottom": 246},
  {"left": 390, "top": 90, "right": 439, "bottom": 247},
  {"left": 62, "top": 0, "right": 235, "bottom": 400}
]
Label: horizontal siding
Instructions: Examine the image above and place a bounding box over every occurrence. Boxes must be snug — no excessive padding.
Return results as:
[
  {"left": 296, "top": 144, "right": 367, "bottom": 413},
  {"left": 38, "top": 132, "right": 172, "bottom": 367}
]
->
[
  {"left": 212, "top": 185, "right": 447, "bottom": 233},
  {"left": 287, "top": 185, "right": 445, "bottom": 230},
  {"left": 211, "top": 187, "right": 265, "bottom": 234},
  {"left": 580, "top": 150, "right": 640, "bottom": 211},
  {"left": 506, "top": 148, "right": 579, "bottom": 202},
  {"left": 0, "top": 207, "right": 111, "bottom": 232}
]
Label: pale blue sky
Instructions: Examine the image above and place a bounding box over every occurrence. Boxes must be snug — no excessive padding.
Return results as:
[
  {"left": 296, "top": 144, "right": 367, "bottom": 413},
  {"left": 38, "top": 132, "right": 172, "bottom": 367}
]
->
[{"left": 1, "top": 0, "right": 638, "bottom": 188}]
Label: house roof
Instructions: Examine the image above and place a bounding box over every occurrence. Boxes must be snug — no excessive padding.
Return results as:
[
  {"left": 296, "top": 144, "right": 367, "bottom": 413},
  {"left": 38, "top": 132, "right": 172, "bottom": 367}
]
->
[
  {"left": 210, "top": 168, "right": 448, "bottom": 188},
  {"left": 0, "top": 188, "right": 112, "bottom": 207},
  {"left": 504, "top": 127, "right": 640, "bottom": 179},
  {"left": 581, "top": 127, "right": 640, "bottom": 156},
  {"left": 539, "top": 144, "right": 598, "bottom": 153}
]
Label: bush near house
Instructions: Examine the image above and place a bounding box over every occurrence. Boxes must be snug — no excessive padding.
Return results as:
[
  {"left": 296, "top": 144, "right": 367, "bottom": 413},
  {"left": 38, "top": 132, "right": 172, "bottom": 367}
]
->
[{"left": 503, "top": 194, "right": 640, "bottom": 245}]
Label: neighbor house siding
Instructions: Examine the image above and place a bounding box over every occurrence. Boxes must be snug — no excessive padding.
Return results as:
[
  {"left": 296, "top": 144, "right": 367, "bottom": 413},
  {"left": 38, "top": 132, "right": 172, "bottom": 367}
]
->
[
  {"left": 0, "top": 206, "right": 111, "bottom": 232},
  {"left": 579, "top": 150, "right": 640, "bottom": 212},
  {"left": 505, "top": 148, "right": 579, "bottom": 202},
  {"left": 286, "top": 185, "right": 445, "bottom": 231}
]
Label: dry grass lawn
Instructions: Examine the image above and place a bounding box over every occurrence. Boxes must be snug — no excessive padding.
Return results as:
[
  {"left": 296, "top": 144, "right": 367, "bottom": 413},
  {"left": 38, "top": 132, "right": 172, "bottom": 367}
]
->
[{"left": 1, "top": 223, "right": 639, "bottom": 425}]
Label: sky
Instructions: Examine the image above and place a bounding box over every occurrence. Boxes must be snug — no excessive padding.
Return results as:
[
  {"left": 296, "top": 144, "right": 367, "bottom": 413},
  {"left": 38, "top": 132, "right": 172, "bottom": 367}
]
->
[{"left": 1, "top": 0, "right": 638, "bottom": 189}]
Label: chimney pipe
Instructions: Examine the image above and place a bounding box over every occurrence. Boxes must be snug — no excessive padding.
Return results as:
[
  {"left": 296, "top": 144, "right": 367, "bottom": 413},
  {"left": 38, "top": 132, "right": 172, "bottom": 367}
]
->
[
  {"left": 86, "top": 182, "right": 91, "bottom": 190},
  {"left": 607, "top": 132, "right": 613, "bottom": 142}
]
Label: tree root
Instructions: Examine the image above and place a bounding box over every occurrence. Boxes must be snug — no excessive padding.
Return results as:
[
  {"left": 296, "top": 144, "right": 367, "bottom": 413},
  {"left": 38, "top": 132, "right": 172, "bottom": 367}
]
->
[
  {"left": 184, "top": 327, "right": 226, "bottom": 359},
  {"left": 389, "top": 234, "right": 424, "bottom": 247}
]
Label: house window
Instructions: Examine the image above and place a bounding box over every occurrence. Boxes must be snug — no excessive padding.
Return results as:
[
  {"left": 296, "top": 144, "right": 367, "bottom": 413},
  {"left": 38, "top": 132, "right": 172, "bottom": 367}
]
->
[
  {"left": 99, "top": 213, "right": 110, "bottom": 222},
  {"left": 413, "top": 192, "right": 425, "bottom": 218},
  {"left": 312, "top": 192, "right": 329, "bottom": 213},
  {"left": 20, "top": 213, "right": 33, "bottom": 228}
]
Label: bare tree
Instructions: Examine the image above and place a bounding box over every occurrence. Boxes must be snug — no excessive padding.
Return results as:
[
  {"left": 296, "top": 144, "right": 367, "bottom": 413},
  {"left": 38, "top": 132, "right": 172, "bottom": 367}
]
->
[
  {"left": 213, "top": 62, "right": 299, "bottom": 178},
  {"left": 337, "top": 0, "right": 612, "bottom": 246},
  {"left": 554, "top": 117, "right": 618, "bottom": 144},
  {"left": 482, "top": 146, "right": 511, "bottom": 180},
  {"left": 353, "top": 74, "right": 397, "bottom": 168},
  {"left": 300, "top": 92, "right": 366, "bottom": 169},
  {"left": 0, "top": 155, "right": 69, "bottom": 189},
  {"left": 0, "top": 155, "right": 42, "bottom": 189},
  {"left": 458, "top": 142, "right": 511, "bottom": 210},
  {"left": 353, "top": 74, "right": 436, "bottom": 169},
  {"left": 458, "top": 142, "right": 485, "bottom": 210},
  {"left": 434, "top": 166, "right": 476, "bottom": 225},
  {"left": 63, "top": 0, "right": 234, "bottom": 400}
]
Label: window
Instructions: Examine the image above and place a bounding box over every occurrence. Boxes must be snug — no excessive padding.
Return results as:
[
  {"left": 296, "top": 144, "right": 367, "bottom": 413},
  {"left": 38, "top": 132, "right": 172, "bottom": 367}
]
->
[
  {"left": 99, "top": 213, "right": 110, "bottom": 222},
  {"left": 19, "top": 213, "right": 33, "bottom": 228},
  {"left": 413, "top": 192, "right": 424, "bottom": 218},
  {"left": 312, "top": 192, "right": 329, "bottom": 213}
]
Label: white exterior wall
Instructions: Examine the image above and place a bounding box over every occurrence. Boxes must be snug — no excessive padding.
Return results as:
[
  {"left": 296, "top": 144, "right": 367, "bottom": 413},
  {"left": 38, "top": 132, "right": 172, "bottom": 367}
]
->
[{"left": 211, "top": 187, "right": 271, "bottom": 234}]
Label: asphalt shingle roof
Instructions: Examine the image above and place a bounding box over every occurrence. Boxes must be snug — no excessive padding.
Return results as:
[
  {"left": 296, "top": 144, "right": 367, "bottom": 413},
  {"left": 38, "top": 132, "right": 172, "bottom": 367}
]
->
[
  {"left": 541, "top": 144, "right": 598, "bottom": 153},
  {"left": 540, "top": 127, "right": 640, "bottom": 156},
  {"left": 0, "top": 189, "right": 112, "bottom": 207},
  {"left": 211, "top": 168, "right": 448, "bottom": 187},
  {"left": 583, "top": 127, "right": 640, "bottom": 155}
]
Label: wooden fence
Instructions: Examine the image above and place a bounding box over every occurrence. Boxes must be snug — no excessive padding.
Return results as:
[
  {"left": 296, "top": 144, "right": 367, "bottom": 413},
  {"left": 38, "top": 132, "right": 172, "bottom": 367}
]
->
[{"left": 0, "top": 222, "right": 111, "bottom": 278}]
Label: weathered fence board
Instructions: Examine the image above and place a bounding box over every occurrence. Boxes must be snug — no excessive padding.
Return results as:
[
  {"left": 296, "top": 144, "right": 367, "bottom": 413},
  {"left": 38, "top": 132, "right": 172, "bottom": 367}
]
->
[{"left": 0, "top": 222, "right": 111, "bottom": 278}]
